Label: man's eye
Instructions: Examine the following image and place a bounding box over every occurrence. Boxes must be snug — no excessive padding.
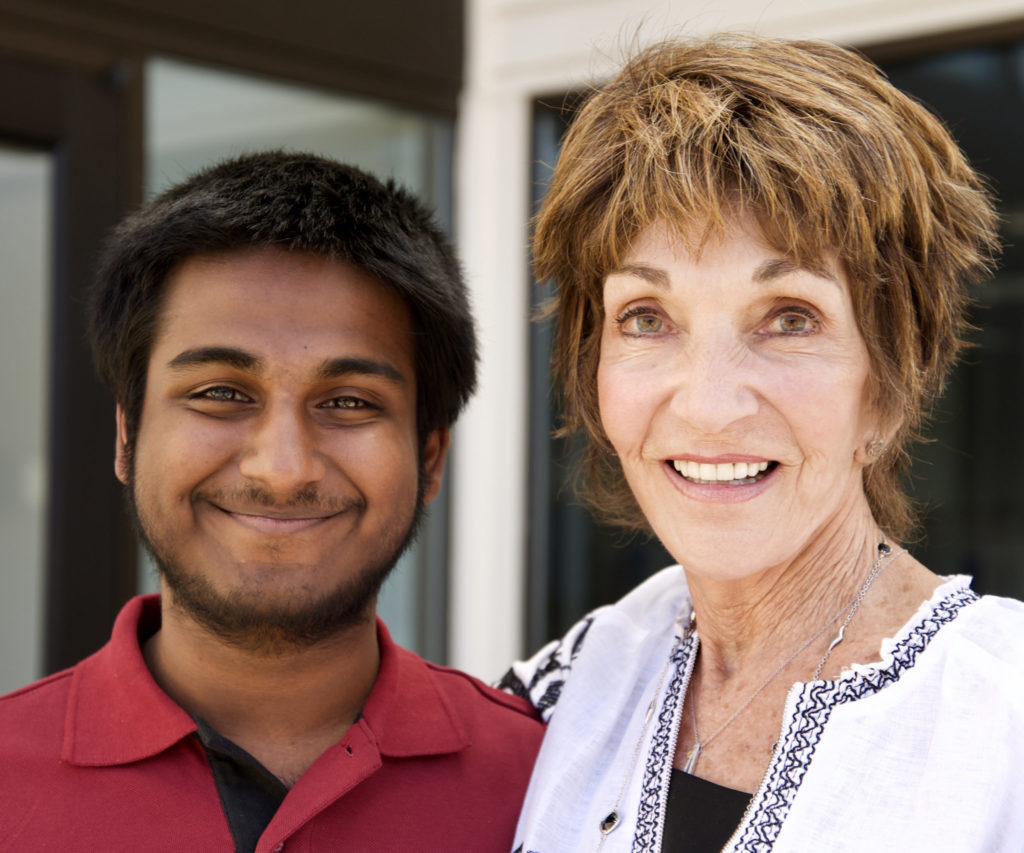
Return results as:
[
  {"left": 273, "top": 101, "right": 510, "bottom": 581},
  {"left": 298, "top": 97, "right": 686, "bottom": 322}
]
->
[
  {"left": 323, "top": 397, "right": 368, "bottom": 410},
  {"left": 195, "top": 386, "right": 249, "bottom": 402}
]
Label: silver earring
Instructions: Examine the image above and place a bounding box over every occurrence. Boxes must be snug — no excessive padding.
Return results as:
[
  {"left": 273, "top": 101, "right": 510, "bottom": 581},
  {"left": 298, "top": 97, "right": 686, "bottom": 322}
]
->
[{"left": 866, "top": 438, "right": 885, "bottom": 460}]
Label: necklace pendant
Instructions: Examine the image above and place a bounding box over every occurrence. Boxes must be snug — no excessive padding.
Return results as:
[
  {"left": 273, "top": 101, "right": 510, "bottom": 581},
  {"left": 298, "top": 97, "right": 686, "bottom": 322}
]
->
[
  {"left": 683, "top": 743, "right": 701, "bottom": 775},
  {"left": 826, "top": 624, "right": 846, "bottom": 655}
]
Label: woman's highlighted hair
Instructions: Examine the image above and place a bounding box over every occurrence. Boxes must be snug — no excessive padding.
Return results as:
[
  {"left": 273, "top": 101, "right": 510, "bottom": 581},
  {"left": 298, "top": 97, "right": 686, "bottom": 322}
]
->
[{"left": 535, "top": 35, "right": 1000, "bottom": 539}]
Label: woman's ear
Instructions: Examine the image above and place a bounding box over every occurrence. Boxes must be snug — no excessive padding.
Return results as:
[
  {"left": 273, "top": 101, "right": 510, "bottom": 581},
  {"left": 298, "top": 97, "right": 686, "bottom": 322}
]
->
[
  {"left": 854, "top": 412, "right": 902, "bottom": 466},
  {"left": 855, "top": 436, "right": 886, "bottom": 465}
]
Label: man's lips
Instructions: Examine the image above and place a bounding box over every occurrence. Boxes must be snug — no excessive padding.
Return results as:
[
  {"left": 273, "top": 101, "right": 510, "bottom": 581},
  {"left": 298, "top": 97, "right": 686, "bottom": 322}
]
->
[{"left": 210, "top": 504, "right": 351, "bottom": 534}]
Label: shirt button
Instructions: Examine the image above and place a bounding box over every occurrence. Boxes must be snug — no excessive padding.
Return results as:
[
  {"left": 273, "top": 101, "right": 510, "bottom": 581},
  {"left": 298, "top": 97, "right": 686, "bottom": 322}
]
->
[
  {"left": 272, "top": 845, "right": 284, "bottom": 852},
  {"left": 600, "top": 811, "right": 620, "bottom": 834}
]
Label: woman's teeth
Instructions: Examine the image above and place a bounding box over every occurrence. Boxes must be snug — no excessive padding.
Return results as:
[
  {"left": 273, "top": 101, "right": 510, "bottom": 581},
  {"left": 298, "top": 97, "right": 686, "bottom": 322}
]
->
[{"left": 672, "top": 459, "right": 771, "bottom": 484}]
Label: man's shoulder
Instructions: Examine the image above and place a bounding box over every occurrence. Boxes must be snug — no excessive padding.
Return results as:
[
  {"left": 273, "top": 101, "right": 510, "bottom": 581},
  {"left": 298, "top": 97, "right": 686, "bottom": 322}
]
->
[
  {"left": 1, "top": 665, "right": 74, "bottom": 700},
  {"left": 365, "top": 636, "right": 543, "bottom": 799},
  {"left": 375, "top": 620, "right": 543, "bottom": 745},
  {"left": 0, "top": 666, "right": 77, "bottom": 797},
  {"left": 0, "top": 666, "right": 74, "bottom": 728},
  {"left": 388, "top": 640, "right": 542, "bottom": 731},
  {"left": 422, "top": 657, "right": 543, "bottom": 724}
]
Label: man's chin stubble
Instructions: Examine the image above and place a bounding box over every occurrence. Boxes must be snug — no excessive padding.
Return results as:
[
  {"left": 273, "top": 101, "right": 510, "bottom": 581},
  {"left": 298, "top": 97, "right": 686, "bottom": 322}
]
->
[
  {"left": 125, "top": 477, "right": 425, "bottom": 655},
  {"left": 158, "top": 555, "right": 402, "bottom": 655}
]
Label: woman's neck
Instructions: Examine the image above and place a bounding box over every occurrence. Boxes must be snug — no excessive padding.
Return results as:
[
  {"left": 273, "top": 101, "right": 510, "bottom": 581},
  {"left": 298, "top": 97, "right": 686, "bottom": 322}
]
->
[{"left": 684, "top": 514, "right": 884, "bottom": 680}]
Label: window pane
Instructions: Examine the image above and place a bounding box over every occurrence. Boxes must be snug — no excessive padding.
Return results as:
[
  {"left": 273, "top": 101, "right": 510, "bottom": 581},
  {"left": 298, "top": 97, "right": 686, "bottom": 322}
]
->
[
  {"left": 885, "top": 45, "right": 1024, "bottom": 599},
  {"left": 146, "top": 57, "right": 446, "bottom": 200},
  {"left": 0, "top": 146, "right": 52, "bottom": 693},
  {"left": 144, "top": 56, "right": 452, "bottom": 659},
  {"left": 527, "top": 104, "right": 671, "bottom": 648}
]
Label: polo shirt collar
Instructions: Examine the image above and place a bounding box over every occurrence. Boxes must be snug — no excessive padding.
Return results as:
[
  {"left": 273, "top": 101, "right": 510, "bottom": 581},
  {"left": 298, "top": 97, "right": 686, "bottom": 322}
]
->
[
  {"left": 61, "top": 596, "right": 470, "bottom": 767},
  {"left": 62, "top": 595, "right": 197, "bottom": 766},
  {"left": 358, "top": 620, "right": 470, "bottom": 758}
]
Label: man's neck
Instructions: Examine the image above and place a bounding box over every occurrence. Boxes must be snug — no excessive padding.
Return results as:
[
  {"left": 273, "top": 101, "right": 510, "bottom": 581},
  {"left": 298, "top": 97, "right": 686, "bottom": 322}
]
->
[{"left": 143, "top": 594, "right": 380, "bottom": 787}]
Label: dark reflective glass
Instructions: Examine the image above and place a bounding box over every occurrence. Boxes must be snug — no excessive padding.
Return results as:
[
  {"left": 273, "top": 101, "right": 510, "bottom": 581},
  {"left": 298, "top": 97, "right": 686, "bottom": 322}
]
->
[{"left": 887, "top": 44, "right": 1024, "bottom": 598}]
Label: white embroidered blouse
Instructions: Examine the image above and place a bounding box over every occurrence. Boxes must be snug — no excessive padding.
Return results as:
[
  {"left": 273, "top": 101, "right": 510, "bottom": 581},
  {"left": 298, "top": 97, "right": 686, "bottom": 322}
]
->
[{"left": 502, "top": 569, "right": 1024, "bottom": 852}]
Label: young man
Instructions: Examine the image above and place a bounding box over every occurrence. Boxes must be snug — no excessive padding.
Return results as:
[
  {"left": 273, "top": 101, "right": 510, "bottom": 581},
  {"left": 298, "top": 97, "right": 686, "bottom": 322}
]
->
[{"left": 0, "top": 152, "right": 542, "bottom": 852}]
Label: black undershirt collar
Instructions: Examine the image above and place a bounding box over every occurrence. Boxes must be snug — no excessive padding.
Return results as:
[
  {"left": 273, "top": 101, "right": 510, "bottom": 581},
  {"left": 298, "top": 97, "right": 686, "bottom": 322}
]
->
[{"left": 192, "top": 716, "right": 288, "bottom": 853}]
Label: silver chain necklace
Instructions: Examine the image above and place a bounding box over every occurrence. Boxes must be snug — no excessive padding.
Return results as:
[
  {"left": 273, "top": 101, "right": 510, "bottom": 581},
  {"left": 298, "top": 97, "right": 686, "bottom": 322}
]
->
[{"left": 683, "top": 541, "right": 899, "bottom": 775}]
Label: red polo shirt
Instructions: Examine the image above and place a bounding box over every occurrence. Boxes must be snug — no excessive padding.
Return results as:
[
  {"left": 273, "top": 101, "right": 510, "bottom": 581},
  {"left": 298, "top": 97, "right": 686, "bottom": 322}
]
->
[{"left": 0, "top": 595, "right": 543, "bottom": 852}]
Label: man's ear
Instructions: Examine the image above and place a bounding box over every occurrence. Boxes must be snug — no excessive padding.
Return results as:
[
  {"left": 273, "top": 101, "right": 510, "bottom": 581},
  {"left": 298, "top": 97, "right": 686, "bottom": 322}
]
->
[
  {"left": 420, "top": 428, "right": 451, "bottom": 504},
  {"left": 114, "top": 405, "right": 130, "bottom": 485}
]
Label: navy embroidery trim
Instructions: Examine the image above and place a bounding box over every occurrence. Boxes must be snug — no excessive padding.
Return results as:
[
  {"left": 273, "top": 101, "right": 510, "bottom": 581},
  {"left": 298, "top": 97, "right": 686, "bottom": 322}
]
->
[
  {"left": 623, "top": 585, "right": 977, "bottom": 853},
  {"left": 515, "top": 616, "right": 596, "bottom": 719},
  {"left": 497, "top": 669, "right": 530, "bottom": 700},
  {"left": 729, "top": 585, "right": 979, "bottom": 852},
  {"left": 631, "top": 632, "right": 696, "bottom": 852}
]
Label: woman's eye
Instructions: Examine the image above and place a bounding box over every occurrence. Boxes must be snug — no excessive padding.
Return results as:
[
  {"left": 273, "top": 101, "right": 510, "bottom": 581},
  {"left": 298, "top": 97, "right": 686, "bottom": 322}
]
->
[
  {"left": 616, "top": 307, "right": 665, "bottom": 335},
  {"left": 769, "top": 309, "right": 817, "bottom": 334}
]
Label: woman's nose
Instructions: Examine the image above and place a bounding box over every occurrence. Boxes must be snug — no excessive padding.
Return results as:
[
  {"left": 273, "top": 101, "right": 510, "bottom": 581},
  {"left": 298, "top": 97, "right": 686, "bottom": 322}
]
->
[{"left": 667, "top": 333, "right": 759, "bottom": 435}]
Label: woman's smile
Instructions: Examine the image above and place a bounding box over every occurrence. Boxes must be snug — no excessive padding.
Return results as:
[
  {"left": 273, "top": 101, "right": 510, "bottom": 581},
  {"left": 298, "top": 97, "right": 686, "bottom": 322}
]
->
[
  {"left": 670, "top": 459, "right": 775, "bottom": 485},
  {"left": 597, "top": 214, "right": 878, "bottom": 574}
]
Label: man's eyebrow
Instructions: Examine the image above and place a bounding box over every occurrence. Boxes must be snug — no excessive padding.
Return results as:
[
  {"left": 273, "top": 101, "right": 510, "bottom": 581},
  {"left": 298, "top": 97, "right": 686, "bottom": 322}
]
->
[
  {"left": 317, "top": 357, "right": 406, "bottom": 384},
  {"left": 605, "top": 264, "right": 670, "bottom": 288},
  {"left": 168, "top": 347, "right": 261, "bottom": 372},
  {"left": 753, "top": 257, "right": 838, "bottom": 285},
  {"left": 166, "top": 349, "right": 406, "bottom": 384}
]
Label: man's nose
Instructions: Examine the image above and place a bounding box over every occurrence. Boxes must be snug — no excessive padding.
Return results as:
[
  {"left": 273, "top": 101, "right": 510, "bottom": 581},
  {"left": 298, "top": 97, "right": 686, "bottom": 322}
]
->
[{"left": 237, "top": 402, "right": 327, "bottom": 494}]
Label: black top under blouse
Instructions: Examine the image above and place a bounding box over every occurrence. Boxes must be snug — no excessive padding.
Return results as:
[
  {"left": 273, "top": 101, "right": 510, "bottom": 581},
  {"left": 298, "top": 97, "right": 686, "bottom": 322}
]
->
[{"left": 661, "top": 768, "right": 752, "bottom": 853}]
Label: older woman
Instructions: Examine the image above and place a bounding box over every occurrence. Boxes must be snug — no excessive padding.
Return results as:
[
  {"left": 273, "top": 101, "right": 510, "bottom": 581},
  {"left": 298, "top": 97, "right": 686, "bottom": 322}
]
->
[{"left": 502, "top": 35, "right": 1024, "bottom": 852}]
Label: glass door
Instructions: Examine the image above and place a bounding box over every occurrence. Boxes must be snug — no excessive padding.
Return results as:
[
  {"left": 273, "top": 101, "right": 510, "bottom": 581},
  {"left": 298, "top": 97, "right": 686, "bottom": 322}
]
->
[
  {"left": 144, "top": 56, "right": 454, "bottom": 661},
  {"left": 0, "top": 145, "right": 52, "bottom": 693},
  {"left": 0, "top": 54, "right": 139, "bottom": 684}
]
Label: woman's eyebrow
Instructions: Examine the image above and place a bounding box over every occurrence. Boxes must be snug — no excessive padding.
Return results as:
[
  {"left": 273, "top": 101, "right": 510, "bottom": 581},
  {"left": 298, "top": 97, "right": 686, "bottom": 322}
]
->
[
  {"left": 753, "top": 257, "right": 838, "bottom": 285},
  {"left": 606, "top": 264, "right": 670, "bottom": 288}
]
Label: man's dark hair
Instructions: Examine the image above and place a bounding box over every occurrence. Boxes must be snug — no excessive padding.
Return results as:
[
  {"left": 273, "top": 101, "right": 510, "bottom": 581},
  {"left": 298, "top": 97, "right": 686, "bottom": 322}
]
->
[{"left": 89, "top": 150, "right": 477, "bottom": 453}]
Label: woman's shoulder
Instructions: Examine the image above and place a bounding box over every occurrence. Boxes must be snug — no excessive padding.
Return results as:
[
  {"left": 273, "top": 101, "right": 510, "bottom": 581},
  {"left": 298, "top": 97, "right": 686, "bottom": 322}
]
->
[
  {"left": 887, "top": 576, "right": 1024, "bottom": 704},
  {"left": 943, "top": 584, "right": 1024, "bottom": 669},
  {"left": 497, "top": 565, "right": 689, "bottom": 719}
]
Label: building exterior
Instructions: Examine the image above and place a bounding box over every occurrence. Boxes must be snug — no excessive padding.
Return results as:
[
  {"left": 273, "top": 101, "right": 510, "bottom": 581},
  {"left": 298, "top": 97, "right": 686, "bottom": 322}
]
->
[
  {"left": 0, "top": 0, "right": 462, "bottom": 691},
  {"left": 452, "top": 0, "right": 1024, "bottom": 679},
  {"left": 1, "top": 0, "right": 1022, "bottom": 693}
]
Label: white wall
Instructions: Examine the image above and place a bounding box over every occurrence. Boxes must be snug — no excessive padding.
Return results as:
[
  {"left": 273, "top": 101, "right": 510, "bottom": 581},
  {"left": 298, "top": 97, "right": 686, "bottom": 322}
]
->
[{"left": 450, "top": 0, "right": 1024, "bottom": 679}]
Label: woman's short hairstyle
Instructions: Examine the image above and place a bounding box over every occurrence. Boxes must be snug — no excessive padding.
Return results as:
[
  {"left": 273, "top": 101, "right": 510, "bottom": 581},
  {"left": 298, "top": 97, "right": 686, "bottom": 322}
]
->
[{"left": 534, "top": 34, "right": 1000, "bottom": 541}]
